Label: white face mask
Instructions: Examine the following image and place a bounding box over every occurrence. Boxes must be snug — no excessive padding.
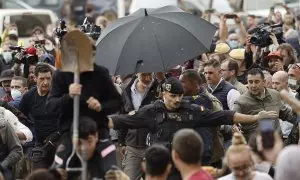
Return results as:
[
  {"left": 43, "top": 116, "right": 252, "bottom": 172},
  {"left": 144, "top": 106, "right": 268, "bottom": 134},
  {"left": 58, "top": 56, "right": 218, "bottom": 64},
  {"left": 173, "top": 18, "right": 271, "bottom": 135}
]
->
[
  {"left": 8, "top": 29, "right": 18, "bottom": 36},
  {"left": 288, "top": 78, "right": 300, "bottom": 90},
  {"left": 11, "top": 89, "right": 22, "bottom": 100},
  {"left": 2, "top": 51, "right": 12, "bottom": 63},
  {"left": 45, "top": 44, "right": 54, "bottom": 51}
]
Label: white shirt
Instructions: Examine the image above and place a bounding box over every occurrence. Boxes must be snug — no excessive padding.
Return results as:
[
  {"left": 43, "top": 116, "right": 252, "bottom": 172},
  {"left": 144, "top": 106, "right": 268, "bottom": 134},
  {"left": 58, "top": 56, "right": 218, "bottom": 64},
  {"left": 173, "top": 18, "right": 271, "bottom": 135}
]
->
[
  {"left": 208, "top": 79, "right": 240, "bottom": 110},
  {"left": 130, "top": 79, "right": 151, "bottom": 111},
  {"left": 279, "top": 89, "right": 296, "bottom": 138},
  {"left": 2, "top": 107, "right": 33, "bottom": 144},
  {"left": 227, "top": 89, "right": 240, "bottom": 110},
  {"left": 218, "top": 171, "right": 273, "bottom": 180}
]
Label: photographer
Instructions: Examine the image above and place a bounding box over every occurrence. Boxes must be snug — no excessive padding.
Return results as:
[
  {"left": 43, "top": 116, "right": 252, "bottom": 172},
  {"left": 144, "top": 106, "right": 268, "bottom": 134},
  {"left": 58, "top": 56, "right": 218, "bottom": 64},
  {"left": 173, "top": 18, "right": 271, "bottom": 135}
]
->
[
  {"left": 44, "top": 36, "right": 60, "bottom": 64},
  {"left": 219, "top": 14, "right": 248, "bottom": 49},
  {"left": 245, "top": 24, "right": 282, "bottom": 73},
  {"left": 12, "top": 47, "right": 39, "bottom": 78}
]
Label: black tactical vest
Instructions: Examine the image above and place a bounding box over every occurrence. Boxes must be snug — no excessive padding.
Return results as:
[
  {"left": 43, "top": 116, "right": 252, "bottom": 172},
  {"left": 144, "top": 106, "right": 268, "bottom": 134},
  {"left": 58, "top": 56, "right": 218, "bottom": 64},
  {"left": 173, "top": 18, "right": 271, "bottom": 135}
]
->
[{"left": 146, "top": 101, "right": 194, "bottom": 149}]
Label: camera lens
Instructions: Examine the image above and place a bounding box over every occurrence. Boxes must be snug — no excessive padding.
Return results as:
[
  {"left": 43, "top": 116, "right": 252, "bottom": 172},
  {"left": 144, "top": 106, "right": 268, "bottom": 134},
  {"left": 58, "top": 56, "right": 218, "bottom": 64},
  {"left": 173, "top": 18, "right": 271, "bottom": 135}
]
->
[{"left": 250, "top": 36, "right": 259, "bottom": 44}]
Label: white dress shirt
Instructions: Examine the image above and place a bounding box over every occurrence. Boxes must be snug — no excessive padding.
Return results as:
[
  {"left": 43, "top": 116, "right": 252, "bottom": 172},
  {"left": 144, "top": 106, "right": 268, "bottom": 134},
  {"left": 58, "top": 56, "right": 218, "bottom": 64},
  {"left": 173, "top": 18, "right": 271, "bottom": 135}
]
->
[{"left": 208, "top": 79, "right": 240, "bottom": 110}]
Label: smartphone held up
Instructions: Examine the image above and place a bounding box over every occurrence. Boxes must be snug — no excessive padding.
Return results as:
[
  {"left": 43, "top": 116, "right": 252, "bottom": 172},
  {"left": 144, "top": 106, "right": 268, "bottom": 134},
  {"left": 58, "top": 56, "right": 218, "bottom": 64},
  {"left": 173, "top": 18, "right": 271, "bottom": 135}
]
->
[{"left": 259, "top": 119, "right": 275, "bottom": 149}]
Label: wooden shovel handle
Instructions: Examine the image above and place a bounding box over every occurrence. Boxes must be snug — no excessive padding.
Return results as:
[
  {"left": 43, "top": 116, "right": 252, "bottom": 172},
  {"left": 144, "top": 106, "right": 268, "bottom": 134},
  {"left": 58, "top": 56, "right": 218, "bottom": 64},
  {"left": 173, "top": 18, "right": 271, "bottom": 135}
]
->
[{"left": 280, "top": 90, "right": 300, "bottom": 114}]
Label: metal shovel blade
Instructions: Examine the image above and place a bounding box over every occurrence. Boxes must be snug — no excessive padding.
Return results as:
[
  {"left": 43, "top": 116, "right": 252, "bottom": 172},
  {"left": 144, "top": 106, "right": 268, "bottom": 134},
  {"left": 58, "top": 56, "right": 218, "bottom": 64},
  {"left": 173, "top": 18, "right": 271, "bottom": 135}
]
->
[{"left": 61, "top": 30, "right": 94, "bottom": 73}]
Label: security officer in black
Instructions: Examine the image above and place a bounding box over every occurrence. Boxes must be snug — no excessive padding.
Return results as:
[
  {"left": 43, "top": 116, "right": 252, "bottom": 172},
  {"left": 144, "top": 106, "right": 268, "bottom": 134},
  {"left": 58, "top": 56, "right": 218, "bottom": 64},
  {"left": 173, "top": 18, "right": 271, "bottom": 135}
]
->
[
  {"left": 108, "top": 77, "right": 278, "bottom": 179},
  {"left": 52, "top": 116, "right": 117, "bottom": 180},
  {"left": 109, "top": 77, "right": 278, "bottom": 136}
]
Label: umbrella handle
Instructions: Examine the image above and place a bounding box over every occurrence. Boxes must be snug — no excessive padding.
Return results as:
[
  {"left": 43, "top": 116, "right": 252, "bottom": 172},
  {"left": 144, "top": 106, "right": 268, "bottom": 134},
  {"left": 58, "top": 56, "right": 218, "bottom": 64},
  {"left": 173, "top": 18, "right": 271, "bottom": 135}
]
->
[{"left": 66, "top": 72, "right": 88, "bottom": 180}]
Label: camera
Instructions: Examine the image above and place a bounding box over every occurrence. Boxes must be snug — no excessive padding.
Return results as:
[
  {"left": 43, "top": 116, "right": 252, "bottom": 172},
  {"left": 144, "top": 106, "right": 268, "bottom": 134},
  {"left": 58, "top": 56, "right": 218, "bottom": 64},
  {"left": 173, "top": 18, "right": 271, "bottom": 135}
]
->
[
  {"left": 80, "top": 17, "right": 101, "bottom": 41},
  {"left": 249, "top": 23, "right": 284, "bottom": 47},
  {"left": 35, "top": 39, "right": 45, "bottom": 45},
  {"left": 54, "top": 18, "right": 101, "bottom": 41},
  {"left": 9, "top": 45, "right": 25, "bottom": 52},
  {"left": 55, "top": 19, "right": 68, "bottom": 40}
]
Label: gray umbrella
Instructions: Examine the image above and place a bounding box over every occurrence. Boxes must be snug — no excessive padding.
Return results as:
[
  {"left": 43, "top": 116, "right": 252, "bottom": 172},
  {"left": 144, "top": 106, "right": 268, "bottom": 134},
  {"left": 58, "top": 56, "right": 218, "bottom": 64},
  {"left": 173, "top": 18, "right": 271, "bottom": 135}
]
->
[{"left": 95, "top": 5, "right": 217, "bottom": 75}]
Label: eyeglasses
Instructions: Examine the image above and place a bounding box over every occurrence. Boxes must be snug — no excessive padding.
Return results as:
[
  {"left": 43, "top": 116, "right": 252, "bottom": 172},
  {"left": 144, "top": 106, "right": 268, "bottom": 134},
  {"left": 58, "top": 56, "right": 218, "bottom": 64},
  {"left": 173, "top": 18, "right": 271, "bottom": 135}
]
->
[{"left": 288, "top": 63, "right": 300, "bottom": 70}]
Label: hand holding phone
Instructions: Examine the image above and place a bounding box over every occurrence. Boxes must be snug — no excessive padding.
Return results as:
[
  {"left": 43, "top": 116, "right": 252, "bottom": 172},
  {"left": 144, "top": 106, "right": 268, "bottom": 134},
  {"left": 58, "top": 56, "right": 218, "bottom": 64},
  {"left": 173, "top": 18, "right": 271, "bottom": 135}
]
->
[
  {"left": 224, "top": 14, "right": 238, "bottom": 19},
  {"left": 259, "top": 119, "right": 275, "bottom": 149}
]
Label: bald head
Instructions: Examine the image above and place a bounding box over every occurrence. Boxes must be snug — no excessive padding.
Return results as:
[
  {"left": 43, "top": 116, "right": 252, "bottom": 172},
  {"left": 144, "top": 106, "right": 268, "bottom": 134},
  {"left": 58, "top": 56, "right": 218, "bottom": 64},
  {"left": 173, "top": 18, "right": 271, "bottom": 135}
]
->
[
  {"left": 275, "top": 145, "right": 300, "bottom": 180},
  {"left": 272, "top": 71, "right": 289, "bottom": 91}
]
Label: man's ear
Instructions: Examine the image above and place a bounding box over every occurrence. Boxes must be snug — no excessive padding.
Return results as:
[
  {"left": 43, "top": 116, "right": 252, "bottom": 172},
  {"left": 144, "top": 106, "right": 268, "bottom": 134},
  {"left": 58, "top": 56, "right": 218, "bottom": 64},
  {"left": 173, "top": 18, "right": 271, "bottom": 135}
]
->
[
  {"left": 171, "top": 150, "right": 178, "bottom": 162},
  {"left": 230, "top": 70, "right": 235, "bottom": 77},
  {"left": 95, "top": 132, "right": 99, "bottom": 140},
  {"left": 141, "top": 161, "right": 146, "bottom": 173},
  {"left": 166, "top": 163, "right": 172, "bottom": 175}
]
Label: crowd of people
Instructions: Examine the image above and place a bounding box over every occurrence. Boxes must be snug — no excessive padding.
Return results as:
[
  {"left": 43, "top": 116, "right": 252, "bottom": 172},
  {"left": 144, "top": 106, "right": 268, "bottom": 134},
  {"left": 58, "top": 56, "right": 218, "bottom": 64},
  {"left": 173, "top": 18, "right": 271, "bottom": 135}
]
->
[{"left": 1, "top": 1, "right": 300, "bottom": 180}]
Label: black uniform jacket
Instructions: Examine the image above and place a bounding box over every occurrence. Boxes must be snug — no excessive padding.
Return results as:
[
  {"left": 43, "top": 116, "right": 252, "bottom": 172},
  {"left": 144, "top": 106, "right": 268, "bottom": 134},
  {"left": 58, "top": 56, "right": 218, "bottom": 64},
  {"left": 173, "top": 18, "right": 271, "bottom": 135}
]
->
[
  {"left": 46, "top": 64, "right": 123, "bottom": 137},
  {"left": 112, "top": 100, "right": 235, "bottom": 131}
]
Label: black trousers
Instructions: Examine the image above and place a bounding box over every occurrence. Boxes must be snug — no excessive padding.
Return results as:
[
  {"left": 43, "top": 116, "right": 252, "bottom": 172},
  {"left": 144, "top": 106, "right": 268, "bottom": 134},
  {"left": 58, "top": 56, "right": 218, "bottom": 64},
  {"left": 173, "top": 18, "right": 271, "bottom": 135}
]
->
[{"left": 31, "top": 143, "right": 56, "bottom": 170}]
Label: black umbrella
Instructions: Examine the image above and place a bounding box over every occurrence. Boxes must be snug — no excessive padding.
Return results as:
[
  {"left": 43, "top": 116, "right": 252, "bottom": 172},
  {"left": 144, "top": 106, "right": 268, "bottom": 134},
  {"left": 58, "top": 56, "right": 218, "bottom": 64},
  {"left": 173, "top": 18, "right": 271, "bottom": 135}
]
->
[{"left": 95, "top": 5, "right": 217, "bottom": 75}]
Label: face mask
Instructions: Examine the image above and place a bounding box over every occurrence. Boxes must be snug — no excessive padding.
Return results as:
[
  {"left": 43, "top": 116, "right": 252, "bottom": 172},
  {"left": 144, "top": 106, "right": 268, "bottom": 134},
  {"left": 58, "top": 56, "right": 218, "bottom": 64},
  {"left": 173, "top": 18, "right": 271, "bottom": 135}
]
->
[
  {"left": 2, "top": 52, "right": 12, "bottom": 63},
  {"left": 45, "top": 44, "right": 54, "bottom": 51},
  {"left": 11, "top": 89, "right": 22, "bottom": 100},
  {"left": 228, "top": 40, "right": 239, "bottom": 49},
  {"left": 8, "top": 29, "right": 18, "bottom": 36},
  {"left": 288, "top": 78, "right": 300, "bottom": 90}
]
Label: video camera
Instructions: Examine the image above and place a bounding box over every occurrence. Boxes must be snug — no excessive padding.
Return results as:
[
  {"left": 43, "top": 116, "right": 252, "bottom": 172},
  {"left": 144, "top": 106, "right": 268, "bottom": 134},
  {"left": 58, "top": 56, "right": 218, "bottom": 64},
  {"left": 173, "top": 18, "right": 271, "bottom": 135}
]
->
[
  {"left": 80, "top": 17, "right": 101, "bottom": 41},
  {"left": 9, "top": 45, "right": 25, "bottom": 54},
  {"left": 248, "top": 23, "right": 284, "bottom": 48},
  {"left": 9, "top": 46, "right": 38, "bottom": 65},
  {"left": 55, "top": 19, "right": 68, "bottom": 40},
  {"left": 54, "top": 18, "right": 101, "bottom": 41}
]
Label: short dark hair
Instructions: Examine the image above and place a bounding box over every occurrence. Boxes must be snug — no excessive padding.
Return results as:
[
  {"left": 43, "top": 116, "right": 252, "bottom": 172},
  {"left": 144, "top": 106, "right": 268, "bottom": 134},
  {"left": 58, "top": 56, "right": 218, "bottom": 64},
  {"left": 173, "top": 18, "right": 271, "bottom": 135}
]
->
[
  {"left": 172, "top": 129, "right": 203, "bottom": 164},
  {"left": 247, "top": 68, "right": 264, "bottom": 79},
  {"left": 79, "top": 116, "right": 98, "bottom": 139},
  {"left": 203, "top": 58, "right": 220, "bottom": 69},
  {"left": 34, "top": 63, "right": 53, "bottom": 77},
  {"left": 12, "top": 76, "right": 28, "bottom": 87},
  {"left": 227, "top": 60, "right": 239, "bottom": 76},
  {"left": 144, "top": 144, "right": 171, "bottom": 176},
  {"left": 7, "top": 34, "right": 18, "bottom": 41},
  {"left": 181, "top": 69, "right": 203, "bottom": 85}
]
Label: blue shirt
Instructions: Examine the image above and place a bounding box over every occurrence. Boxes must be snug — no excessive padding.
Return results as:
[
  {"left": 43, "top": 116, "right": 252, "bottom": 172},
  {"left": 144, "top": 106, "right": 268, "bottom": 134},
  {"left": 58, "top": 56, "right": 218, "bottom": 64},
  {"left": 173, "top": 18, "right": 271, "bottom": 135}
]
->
[{"left": 8, "top": 96, "right": 22, "bottom": 110}]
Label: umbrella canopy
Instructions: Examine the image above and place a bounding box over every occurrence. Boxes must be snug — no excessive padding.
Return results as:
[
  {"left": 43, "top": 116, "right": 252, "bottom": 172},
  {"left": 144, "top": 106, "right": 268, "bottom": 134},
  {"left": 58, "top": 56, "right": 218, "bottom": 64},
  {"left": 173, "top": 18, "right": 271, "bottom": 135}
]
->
[{"left": 95, "top": 5, "right": 217, "bottom": 75}]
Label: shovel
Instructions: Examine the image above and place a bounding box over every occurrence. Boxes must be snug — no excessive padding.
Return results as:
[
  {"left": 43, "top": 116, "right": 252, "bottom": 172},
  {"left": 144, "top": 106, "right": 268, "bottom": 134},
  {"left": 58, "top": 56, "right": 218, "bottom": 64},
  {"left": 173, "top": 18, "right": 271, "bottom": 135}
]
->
[{"left": 60, "top": 30, "right": 94, "bottom": 180}]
